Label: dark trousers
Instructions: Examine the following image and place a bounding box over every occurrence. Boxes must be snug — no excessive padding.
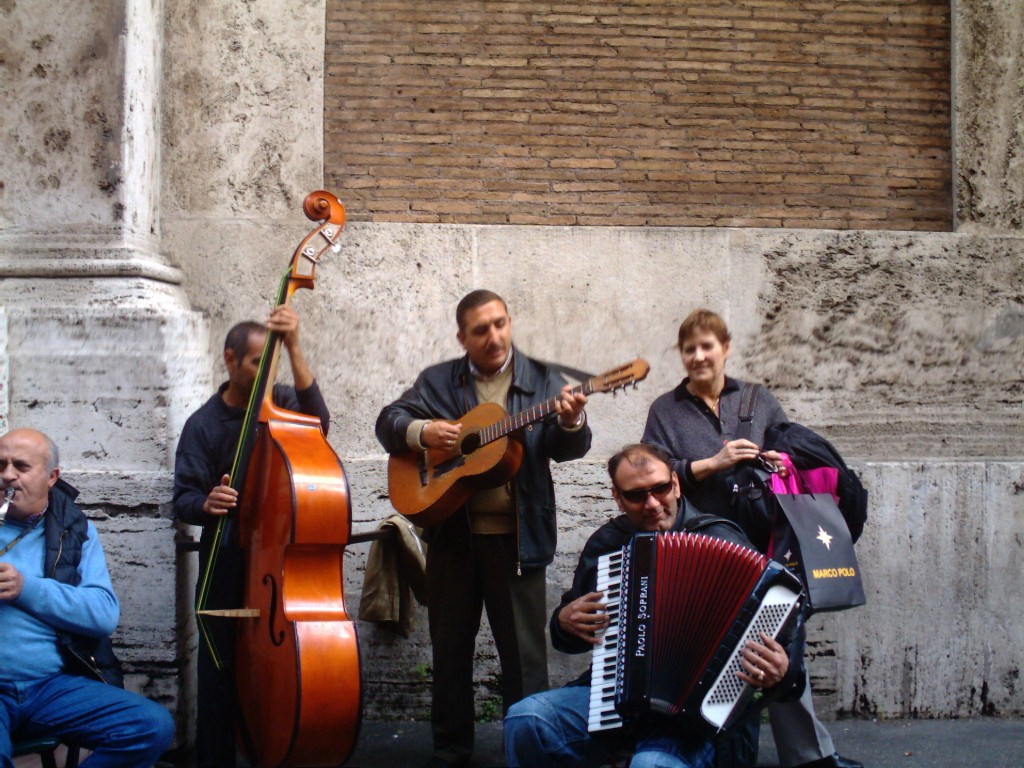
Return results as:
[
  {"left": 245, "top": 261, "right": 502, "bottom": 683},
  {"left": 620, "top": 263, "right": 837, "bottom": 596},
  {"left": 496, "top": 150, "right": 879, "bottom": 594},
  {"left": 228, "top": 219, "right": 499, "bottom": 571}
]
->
[
  {"left": 195, "top": 630, "right": 239, "bottom": 768},
  {"left": 194, "top": 544, "right": 245, "bottom": 768},
  {"left": 425, "top": 515, "right": 548, "bottom": 763},
  {"left": 767, "top": 670, "right": 835, "bottom": 766}
]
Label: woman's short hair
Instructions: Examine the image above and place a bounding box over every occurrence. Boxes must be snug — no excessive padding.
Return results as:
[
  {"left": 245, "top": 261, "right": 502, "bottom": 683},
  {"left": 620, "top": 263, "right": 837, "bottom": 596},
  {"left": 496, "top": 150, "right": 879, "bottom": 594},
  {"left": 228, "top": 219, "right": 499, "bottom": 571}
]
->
[{"left": 677, "top": 307, "right": 731, "bottom": 349}]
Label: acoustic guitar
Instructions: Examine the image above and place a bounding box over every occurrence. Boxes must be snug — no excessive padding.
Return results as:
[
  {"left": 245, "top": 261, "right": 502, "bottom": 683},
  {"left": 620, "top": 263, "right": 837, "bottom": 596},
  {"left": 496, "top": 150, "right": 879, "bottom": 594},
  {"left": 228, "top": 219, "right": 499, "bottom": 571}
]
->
[{"left": 387, "top": 358, "right": 650, "bottom": 526}]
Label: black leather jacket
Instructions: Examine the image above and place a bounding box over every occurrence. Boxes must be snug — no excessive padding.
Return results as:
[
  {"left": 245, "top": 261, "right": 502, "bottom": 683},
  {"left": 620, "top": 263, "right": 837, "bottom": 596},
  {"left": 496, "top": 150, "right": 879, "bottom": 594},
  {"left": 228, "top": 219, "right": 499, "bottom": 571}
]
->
[{"left": 375, "top": 348, "right": 592, "bottom": 568}]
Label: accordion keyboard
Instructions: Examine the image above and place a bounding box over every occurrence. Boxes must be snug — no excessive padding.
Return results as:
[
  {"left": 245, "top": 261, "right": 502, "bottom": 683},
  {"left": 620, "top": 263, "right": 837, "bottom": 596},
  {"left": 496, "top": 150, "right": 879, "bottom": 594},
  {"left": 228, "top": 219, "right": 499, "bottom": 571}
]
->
[{"left": 588, "top": 548, "right": 625, "bottom": 732}]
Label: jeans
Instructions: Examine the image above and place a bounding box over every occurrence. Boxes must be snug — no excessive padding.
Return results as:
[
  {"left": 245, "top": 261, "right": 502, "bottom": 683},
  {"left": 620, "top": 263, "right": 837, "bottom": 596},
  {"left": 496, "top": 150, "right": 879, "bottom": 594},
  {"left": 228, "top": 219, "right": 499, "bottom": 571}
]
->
[
  {"left": 504, "top": 685, "right": 716, "bottom": 768},
  {"left": 1, "top": 674, "right": 175, "bottom": 768}
]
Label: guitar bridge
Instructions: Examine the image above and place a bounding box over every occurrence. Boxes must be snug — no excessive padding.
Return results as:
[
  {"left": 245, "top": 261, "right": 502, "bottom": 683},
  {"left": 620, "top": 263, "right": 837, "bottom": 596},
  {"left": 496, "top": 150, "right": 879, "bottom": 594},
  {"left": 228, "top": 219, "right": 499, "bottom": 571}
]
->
[
  {"left": 432, "top": 453, "right": 466, "bottom": 479},
  {"left": 417, "top": 450, "right": 429, "bottom": 487}
]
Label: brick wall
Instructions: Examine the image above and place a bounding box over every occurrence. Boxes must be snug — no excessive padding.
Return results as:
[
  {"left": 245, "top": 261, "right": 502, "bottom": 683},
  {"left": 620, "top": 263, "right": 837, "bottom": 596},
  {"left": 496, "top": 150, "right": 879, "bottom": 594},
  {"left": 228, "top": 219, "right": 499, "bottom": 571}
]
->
[{"left": 324, "top": 1, "right": 951, "bottom": 229}]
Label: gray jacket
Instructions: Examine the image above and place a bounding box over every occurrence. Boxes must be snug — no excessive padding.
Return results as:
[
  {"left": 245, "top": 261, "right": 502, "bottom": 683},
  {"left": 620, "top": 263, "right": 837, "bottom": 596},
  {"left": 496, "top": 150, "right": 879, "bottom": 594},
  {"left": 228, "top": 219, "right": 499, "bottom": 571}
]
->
[{"left": 643, "top": 376, "right": 787, "bottom": 548}]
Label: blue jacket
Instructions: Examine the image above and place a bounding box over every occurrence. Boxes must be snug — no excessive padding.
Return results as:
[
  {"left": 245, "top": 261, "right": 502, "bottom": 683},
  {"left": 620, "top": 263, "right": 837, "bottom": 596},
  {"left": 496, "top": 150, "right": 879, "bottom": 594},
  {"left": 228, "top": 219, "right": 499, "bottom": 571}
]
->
[{"left": 375, "top": 348, "right": 592, "bottom": 568}]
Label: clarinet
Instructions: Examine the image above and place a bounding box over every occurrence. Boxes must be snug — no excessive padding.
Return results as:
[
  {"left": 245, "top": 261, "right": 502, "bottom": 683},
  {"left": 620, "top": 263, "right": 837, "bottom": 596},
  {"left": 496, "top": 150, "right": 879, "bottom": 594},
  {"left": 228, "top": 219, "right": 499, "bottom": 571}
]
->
[{"left": 0, "top": 487, "right": 14, "bottom": 526}]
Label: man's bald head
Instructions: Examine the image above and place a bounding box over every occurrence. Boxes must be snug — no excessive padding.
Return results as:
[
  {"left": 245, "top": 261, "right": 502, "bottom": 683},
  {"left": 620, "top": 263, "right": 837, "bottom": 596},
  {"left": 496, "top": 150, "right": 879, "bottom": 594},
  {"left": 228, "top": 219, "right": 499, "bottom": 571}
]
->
[{"left": 0, "top": 428, "right": 61, "bottom": 520}]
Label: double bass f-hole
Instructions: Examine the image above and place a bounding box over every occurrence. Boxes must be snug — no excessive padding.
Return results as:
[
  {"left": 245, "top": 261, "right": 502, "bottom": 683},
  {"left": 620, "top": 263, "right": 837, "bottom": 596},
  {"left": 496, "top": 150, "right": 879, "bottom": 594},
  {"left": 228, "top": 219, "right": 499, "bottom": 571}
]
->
[{"left": 263, "top": 573, "right": 285, "bottom": 647}]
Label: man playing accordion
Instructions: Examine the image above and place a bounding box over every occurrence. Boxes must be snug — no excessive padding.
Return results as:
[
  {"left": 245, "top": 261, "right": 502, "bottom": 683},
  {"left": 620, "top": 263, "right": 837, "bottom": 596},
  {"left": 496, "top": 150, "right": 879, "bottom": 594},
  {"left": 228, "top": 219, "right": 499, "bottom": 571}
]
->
[{"left": 504, "top": 443, "right": 805, "bottom": 768}]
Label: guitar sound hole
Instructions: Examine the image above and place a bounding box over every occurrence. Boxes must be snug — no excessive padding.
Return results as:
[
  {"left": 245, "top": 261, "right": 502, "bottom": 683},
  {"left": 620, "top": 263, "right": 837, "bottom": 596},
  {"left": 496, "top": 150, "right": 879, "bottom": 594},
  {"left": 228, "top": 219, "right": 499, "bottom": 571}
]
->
[{"left": 461, "top": 432, "right": 481, "bottom": 454}]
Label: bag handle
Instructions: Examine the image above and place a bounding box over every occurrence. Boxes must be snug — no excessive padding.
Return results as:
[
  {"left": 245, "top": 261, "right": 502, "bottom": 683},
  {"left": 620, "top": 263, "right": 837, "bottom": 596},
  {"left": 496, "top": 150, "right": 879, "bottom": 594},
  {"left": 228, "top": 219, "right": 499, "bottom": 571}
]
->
[{"left": 736, "top": 382, "right": 762, "bottom": 441}]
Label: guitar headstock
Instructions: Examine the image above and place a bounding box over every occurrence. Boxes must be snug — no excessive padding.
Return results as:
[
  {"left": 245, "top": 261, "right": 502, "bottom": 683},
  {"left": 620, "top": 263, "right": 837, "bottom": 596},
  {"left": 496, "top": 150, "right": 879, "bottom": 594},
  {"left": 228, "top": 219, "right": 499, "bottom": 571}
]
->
[{"left": 591, "top": 359, "right": 651, "bottom": 394}]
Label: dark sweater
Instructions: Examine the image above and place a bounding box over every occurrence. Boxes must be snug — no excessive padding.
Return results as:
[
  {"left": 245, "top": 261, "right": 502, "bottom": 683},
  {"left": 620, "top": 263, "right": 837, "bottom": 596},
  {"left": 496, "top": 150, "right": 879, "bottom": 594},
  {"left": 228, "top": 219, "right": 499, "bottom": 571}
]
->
[{"left": 172, "top": 380, "right": 330, "bottom": 551}]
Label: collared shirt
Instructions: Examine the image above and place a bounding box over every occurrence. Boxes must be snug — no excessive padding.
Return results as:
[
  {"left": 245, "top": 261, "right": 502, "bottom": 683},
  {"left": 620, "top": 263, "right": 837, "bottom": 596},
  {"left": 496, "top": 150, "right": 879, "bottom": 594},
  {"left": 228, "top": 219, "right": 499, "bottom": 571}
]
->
[
  {"left": 468, "top": 349, "right": 514, "bottom": 381},
  {"left": 642, "top": 375, "right": 788, "bottom": 519}
]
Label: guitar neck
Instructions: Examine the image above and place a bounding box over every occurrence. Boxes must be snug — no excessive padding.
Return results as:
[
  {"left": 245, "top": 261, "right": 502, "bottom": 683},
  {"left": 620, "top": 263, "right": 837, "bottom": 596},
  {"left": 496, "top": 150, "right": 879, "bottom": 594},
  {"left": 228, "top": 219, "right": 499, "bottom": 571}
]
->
[{"left": 479, "top": 380, "right": 593, "bottom": 446}]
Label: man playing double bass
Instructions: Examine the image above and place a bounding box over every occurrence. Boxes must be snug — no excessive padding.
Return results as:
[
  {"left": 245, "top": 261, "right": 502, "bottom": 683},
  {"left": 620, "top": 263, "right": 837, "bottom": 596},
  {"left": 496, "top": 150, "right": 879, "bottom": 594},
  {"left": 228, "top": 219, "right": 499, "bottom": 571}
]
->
[
  {"left": 375, "top": 289, "right": 592, "bottom": 768},
  {"left": 173, "top": 304, "right": 330, "bottom": 768}
]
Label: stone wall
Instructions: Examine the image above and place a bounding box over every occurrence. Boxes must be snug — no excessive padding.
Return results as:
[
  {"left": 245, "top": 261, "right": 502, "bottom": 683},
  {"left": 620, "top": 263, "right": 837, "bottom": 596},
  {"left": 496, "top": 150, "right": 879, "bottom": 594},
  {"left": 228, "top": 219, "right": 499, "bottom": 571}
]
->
[
  {"left": 1, "top": 2, "right": 1022, "bottom": 762},
  {"left": 2, "top": 0, "right": 211, "bottom": 749},
  {"left": 323, "top": 221, "right": 1023, "bottom": 720}
]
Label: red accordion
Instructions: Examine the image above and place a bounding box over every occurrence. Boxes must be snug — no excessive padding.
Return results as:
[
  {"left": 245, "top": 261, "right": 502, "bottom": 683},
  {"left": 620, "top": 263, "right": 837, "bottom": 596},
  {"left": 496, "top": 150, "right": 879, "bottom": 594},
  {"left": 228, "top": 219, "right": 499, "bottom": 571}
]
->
[{"left": 589, "top": 531, "right": 803, "bottom": 736}]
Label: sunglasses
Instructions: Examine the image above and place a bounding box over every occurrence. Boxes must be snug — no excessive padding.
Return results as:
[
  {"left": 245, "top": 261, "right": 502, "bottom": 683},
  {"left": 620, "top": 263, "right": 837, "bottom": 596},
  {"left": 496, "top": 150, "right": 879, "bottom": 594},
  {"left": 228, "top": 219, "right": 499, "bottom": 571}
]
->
[{"left": 617, "top": 479, "right": 674, "bottom": 504}]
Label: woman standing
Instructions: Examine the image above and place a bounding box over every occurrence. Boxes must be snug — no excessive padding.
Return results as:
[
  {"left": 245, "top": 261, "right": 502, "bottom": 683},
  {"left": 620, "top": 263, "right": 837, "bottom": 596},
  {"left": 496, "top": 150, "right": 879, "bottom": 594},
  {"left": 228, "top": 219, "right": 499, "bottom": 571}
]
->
[{"left": 641, "top": 308, "right": 862, "bottom": 768}]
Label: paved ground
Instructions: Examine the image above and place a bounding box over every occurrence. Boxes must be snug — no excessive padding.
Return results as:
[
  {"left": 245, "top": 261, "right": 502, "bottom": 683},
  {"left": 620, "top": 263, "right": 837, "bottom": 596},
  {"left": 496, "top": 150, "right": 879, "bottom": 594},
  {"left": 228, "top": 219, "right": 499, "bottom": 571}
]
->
[
  {"left": 346, "top": 717, "right": 1024, "bottom": 768},
  {"left": 16, "top": 716, "right": 1022, "bottom": 767}
]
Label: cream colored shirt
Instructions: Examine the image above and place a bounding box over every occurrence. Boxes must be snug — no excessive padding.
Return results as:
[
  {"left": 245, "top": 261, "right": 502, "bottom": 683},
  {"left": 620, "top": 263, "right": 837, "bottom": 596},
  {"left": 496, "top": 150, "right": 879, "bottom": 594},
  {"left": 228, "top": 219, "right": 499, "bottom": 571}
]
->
[{"left": 466, "top": 365, "right": 516, "bottom": 534}]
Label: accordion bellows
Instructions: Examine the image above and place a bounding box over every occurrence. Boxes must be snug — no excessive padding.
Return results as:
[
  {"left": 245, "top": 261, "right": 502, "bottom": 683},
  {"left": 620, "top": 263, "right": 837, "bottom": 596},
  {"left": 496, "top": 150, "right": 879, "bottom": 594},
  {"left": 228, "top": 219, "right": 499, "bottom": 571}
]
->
[{"left": 589, "top": 532, "right": 803, "bottom": 737}]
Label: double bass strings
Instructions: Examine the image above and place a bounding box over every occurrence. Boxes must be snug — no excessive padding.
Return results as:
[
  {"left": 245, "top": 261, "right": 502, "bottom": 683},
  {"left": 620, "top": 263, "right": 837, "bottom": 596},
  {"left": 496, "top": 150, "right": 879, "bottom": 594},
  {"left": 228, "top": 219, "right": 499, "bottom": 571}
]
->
[{"left": 195, "top": 267, "right": 294, "bottom": 669}]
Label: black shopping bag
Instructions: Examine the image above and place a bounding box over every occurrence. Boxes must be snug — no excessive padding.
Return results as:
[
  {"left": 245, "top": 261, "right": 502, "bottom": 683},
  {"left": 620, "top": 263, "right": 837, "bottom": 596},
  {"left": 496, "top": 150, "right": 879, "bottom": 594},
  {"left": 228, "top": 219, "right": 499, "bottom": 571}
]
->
[{"left": 772, "top": 492, "right": 865, "bottom": 613}]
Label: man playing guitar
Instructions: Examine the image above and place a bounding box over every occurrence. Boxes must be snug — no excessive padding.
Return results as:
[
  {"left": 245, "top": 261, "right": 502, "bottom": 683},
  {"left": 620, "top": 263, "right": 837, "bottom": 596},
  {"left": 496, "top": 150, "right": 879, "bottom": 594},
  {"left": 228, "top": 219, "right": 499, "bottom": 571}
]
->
[{"left": 375, "top": 289, "right": 591, "bottom": 768}]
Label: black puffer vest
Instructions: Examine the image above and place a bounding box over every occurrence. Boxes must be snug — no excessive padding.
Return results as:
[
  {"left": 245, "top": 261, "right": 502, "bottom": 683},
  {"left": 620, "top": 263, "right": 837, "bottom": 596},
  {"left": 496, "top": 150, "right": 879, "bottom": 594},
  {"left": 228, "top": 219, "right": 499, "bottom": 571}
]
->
[{"left": 44, "top": 478, "right": 124, "bottom": 688}]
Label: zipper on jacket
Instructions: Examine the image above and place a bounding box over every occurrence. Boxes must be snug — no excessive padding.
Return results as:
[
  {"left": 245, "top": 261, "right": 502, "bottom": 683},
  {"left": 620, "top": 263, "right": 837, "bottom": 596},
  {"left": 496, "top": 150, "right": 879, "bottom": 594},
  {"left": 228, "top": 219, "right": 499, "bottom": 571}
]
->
[
  {"left": 513, "top": 483, "right": 522, "bottom": 576},
  {"left": 66, "top": 643, "right": 109, "bottom": 685},
  {"left": 502, "top": 376, "right": 523, "bottom": 576},
  {"left": 51, "top": 520, "right": 111, "bottom": 685},
  {"left": 50, "top": 530, "right": 66, "bottom": 578}
]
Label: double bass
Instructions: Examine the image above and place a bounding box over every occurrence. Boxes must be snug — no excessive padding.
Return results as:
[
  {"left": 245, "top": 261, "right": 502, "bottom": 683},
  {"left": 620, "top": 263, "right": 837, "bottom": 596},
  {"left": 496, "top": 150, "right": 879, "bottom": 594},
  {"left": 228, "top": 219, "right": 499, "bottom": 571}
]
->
[{"left": 196, "top": 191, "right": 361, "bottom": 767}]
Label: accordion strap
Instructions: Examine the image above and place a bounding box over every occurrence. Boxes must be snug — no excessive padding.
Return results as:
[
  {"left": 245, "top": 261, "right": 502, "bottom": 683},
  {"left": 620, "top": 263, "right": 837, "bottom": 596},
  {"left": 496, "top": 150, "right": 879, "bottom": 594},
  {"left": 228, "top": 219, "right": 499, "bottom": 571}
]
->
[{"left": 682, "top": 511, "right": 747, "bottom": 540}]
